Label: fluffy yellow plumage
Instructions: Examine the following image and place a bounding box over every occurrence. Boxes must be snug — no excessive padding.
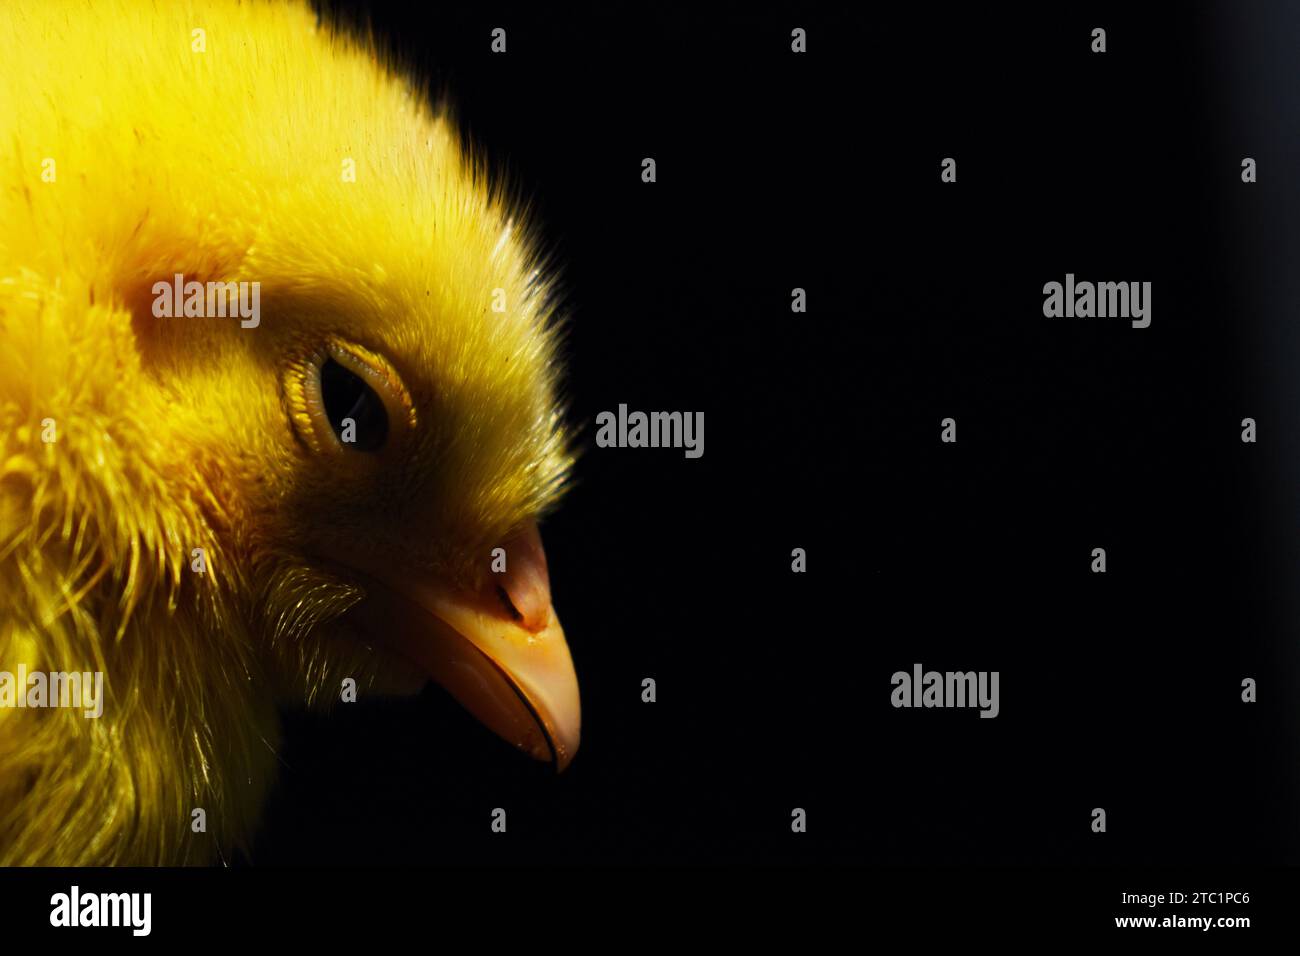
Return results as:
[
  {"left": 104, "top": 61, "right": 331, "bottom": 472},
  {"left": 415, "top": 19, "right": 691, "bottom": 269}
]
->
[{"left": 0, "top": 0, "right": 577, "bottom": 865}]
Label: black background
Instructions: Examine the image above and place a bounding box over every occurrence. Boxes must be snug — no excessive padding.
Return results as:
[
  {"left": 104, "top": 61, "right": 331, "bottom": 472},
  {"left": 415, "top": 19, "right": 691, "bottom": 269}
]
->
[{"left": 240, "top": 1, "right": 1300, "bottom": 866}]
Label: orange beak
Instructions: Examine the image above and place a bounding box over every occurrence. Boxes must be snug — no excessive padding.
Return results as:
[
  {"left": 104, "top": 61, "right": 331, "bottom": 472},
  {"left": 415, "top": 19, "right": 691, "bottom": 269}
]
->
[{"left": 342, "top": 521, "right": 581, "bottom": 770}]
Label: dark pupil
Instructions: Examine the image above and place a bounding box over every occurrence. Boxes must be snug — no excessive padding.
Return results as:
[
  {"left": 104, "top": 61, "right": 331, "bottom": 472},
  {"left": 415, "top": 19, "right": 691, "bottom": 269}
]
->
[{"left": 320, "top": 358, "right": 387, "bottom": 451}]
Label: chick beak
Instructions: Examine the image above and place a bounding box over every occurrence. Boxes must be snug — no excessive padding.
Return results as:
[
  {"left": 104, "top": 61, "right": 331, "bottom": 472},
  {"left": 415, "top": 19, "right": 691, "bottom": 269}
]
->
[{"left": 349, "top": 522, "right": 581, "bottom": 771}]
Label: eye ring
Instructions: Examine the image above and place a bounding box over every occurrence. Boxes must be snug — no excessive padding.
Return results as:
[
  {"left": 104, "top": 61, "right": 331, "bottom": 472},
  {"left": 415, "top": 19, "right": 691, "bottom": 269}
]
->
[{"left": 287, "top": 337, "right": 416, "bottom": 455}]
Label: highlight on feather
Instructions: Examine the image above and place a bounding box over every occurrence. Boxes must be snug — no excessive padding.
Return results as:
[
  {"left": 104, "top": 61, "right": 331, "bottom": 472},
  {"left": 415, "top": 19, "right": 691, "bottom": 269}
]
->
[{"left": 0, "top": 0, "right": 578, "bottom": 865}]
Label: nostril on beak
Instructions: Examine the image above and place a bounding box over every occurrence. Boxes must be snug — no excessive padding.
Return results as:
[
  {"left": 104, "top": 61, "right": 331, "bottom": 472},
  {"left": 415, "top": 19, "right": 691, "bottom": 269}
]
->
[
  {"left": 496, "top": 584, "right": 524, "bottom": 623},
  {"left": 496, "top": 521, "right": 553, "bottom": 632}
]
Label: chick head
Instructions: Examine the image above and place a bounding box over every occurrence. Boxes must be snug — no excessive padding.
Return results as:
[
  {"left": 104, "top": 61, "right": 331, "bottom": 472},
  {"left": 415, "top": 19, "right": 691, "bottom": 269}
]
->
[{"left": 137, "top": 11, "right": 585, "bottom": 768}]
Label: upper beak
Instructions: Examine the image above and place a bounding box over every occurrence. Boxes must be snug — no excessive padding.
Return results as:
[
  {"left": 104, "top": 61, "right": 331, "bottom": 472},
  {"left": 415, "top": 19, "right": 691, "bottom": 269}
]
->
[{"left": 343, "top": 521, "right": 581, "bottom": 770}]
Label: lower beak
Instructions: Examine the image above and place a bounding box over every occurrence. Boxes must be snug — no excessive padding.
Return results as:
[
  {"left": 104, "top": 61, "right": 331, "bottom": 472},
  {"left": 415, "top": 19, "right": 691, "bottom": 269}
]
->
[{"left": 343, "top": 522, "right": 581, "bottom": 771}]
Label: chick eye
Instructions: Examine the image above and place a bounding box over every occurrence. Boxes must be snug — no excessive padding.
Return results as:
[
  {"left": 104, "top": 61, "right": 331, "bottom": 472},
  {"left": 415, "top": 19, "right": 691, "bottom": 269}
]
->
[{"left": 320, "top": 357, "right": 388, "bottom": 451}]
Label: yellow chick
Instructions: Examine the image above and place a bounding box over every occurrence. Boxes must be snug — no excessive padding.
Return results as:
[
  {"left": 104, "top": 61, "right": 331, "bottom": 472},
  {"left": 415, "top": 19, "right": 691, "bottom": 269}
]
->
[{"left": 0, "top": 0, "right": 579, "bottom": 865}]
